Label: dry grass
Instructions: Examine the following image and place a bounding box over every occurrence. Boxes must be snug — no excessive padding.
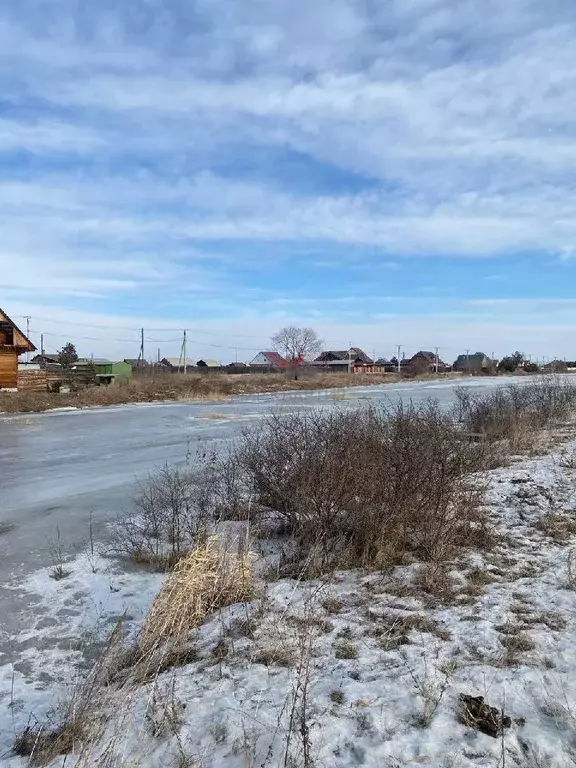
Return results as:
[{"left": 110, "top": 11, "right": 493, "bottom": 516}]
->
[
  {"left": 334, "top": 642, "right": 358, "bottom": 659},
  {"left": 0, "top": 371, "right": 419, "bottom": 413},
  {"left": 497, "top": 627, "right": 536, "bottom": 667},
  {"left": 138, "top": 535, "right": 254, "bottom": 657},
  {"left": 536, "top": 512, "right": 576, "bottom": 542},
  {"left": 330, "top": 690, "right": 344, "bottom": 704},
  {"left": 375, "top": 612, "right": 452, "bottom": 650},
  {"left": 253, "top": 646, "right": 295, "bottom": 667},
  {"left": 467, "top": 567, "right": 499, "bottom": 586},
  {"left": 322, "top": 597, "right": 344, "bottom": 614}
]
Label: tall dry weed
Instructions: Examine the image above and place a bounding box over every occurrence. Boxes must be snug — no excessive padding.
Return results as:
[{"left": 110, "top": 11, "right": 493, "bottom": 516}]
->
[{"left": 138, "top": 534, "right": 254, "bottom": 656}]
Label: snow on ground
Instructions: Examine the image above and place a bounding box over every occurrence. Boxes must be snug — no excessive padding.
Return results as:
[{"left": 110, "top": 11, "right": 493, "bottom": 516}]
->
[
  {"left": 0, "top": 554, "right": 164, "bottom": 762},
  {"left": 5, "top": 436, "right": 576, "bottom": 767}
]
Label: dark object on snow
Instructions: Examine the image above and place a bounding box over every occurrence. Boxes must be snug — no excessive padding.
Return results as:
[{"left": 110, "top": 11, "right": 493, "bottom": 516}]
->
[{"left": 459, "top": 694, "right": 512, "bottom": 738}]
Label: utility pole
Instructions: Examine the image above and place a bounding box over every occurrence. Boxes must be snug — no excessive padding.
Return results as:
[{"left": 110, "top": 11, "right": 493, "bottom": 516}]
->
[
  {"left": 23, "top": 316, "right": 31, "bottom": 362},
  {"left": 466, "top": 349, "right": 470, "bottom": 374},
  {"left": 183, "top": 330, "right": 187, "bottom": 374},
  {"left": 434, "top": 346, "right": 439, "bottom": 374},
  {"left": 348, "top": 340, "right": 352, "bottom": 375},
  {"left": 41, "top": 333, "right": 45, "bottom": 356},
  {"left": 157, "top": 348, "right": 160, "bottom": 364},
  {"left": 397, "top": 345, "right": 402, "bottom": 374},
  {"left": 139, "top": 328, "right": 145, "bottom": 362}
]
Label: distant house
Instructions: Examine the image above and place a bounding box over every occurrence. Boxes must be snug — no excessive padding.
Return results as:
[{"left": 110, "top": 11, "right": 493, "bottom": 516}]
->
[
  {"left": 124, "top": 358, "right": 150, "bottom": 373},
  {"left": 196, "top": 359, "right": 221, "bottom": 370},
  {"left": 453, "top": 352, "right": 492, "bottom": 373},
  {"left": 375, "top": 357, "right": 399, "bottom": 373},
  {"left": 313, "top": 348, "right": 373, "bottom": 372},
  {"left": 31, "top": 353, "right": 61, "bottom": 368},
  {"left": 88, "top": 358, "right": 113, "bottom": 368},
  {"left": 409, "top": 350, "right": 447, "bottom": 373},
  {"left": 160, "top": 357, "right": 197, "bottom": 373},
  {"left": 91, "top": 360, "right": 132, "bottom": 383},
  {"left": 249, "top": 351, "right": 288, "bottom": 371},
  {"left": 0, "top": 307, "right": 36, "bottom": 389}
]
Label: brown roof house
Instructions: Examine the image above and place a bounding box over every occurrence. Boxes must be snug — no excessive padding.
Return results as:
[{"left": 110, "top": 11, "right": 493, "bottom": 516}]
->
[
  {"left": 312, "top": 348, "right": 373, "bottom": 371},
  {"left": 453, "top": 352, "right": 492, "bottom": 373},
  {"left": 0, "top": 307, "right": 36, "bottom": 389},
  {"left": 409, "top": 350, "right": 447, "bottom": 373}
]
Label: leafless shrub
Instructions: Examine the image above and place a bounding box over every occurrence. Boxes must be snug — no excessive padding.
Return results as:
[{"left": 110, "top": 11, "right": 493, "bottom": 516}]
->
[
  {"left": 455, "top": 376, "right": 576, "bottom": 450},
  {"left": 405, "top": 654, "right": 456, "bottom": 728},
  {"left": 48, "top": 526, "right": 70, "bottom": 580},
  {"left": 235, "top": 401, "right": 492, "bottom": 576},
  {"left": 109, "top": 456, "right": 223, "bottom": 569}
]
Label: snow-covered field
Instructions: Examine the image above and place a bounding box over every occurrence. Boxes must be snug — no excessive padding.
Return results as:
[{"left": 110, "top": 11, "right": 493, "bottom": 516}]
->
[{"left": 4, "top": 435, "right": 576, "bottom": 766}]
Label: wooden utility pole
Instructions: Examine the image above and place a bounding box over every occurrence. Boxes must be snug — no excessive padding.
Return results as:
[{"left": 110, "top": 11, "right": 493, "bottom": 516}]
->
[
  {"left": 139, "top": 327, "right": 145, "bottom": 362},
  {"left": 397, "top": 345, "right": 402, "bottom": 374},
  {"left": 23, "top": 316, "right": 31, "bottom": 362},
  {"left": 183, "top": 330, "right": 188, "bottom": 374},
  {"left": 434, "top": 346, "right": 439, "bottom": 374}
]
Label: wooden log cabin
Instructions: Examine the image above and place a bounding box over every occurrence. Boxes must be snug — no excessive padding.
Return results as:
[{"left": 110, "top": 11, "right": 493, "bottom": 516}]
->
[{"left": 0, "top": 307, "right": 36, "bottom": 389}]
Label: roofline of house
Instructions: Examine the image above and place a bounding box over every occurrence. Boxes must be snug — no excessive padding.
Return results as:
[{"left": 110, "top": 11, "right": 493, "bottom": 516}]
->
[{"left": 0, "top": 307, "right": 37, "bottom": 352}]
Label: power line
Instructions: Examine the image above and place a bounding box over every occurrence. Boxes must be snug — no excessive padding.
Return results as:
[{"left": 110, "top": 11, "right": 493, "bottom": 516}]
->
[
  {"left": 39, "top": 331, "right": 141, "bottom": 344},
  {"left": 22, "top": 316, "right": 283, "bottom": 341}
]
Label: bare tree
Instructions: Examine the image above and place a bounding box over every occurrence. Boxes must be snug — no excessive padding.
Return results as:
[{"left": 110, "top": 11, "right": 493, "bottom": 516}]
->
[{"left": 271, "top": 327, "right": 322, "bottom": 379}]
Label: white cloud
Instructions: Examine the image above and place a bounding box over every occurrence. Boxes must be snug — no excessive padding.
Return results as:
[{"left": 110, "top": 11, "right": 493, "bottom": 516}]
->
[
  {"left": 2, "top": 0, "right": 576, "bottom": 353},
  {"left": 0, "top": 119, "right": 106, "bottom": 152},
  {"left": 2, "top": 172, "right": 576, "bottom": 259}
]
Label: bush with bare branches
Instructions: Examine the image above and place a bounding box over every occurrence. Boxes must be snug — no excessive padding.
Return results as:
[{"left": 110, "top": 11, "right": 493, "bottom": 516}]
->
[
  {"left": 455, "top": 376, "right": 576, "bottom": 448},
  {"left": 235, "top": 401, "right": 492, "bottom": 574},
  {"left": 109, "top": 456, "right": 223, "bottom": 569}
]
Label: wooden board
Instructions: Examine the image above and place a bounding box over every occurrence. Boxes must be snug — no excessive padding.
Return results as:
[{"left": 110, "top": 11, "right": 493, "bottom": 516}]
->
[{"left": 0, "top": 350, "right": 18, "bottom": 388}]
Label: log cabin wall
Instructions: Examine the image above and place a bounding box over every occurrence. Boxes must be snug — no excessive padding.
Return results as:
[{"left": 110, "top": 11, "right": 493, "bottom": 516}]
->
[{"left": 0, "top": 349, "right": 18, "bottom": 388}]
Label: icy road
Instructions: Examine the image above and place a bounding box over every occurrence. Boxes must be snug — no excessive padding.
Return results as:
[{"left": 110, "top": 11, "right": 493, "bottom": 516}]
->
[{"left": 0, "top": 375, "right": 535, "bottom": 578}]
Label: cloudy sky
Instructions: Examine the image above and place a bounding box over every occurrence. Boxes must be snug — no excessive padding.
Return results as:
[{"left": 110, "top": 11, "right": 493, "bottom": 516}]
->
[{"left": 2, "top": 0, "right": 576, "bottom": 362}]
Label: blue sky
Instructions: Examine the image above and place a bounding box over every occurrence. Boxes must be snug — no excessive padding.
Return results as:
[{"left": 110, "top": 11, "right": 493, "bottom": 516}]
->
[{"left": 2, "top": 0, "right": 576, "bottom": 362}]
